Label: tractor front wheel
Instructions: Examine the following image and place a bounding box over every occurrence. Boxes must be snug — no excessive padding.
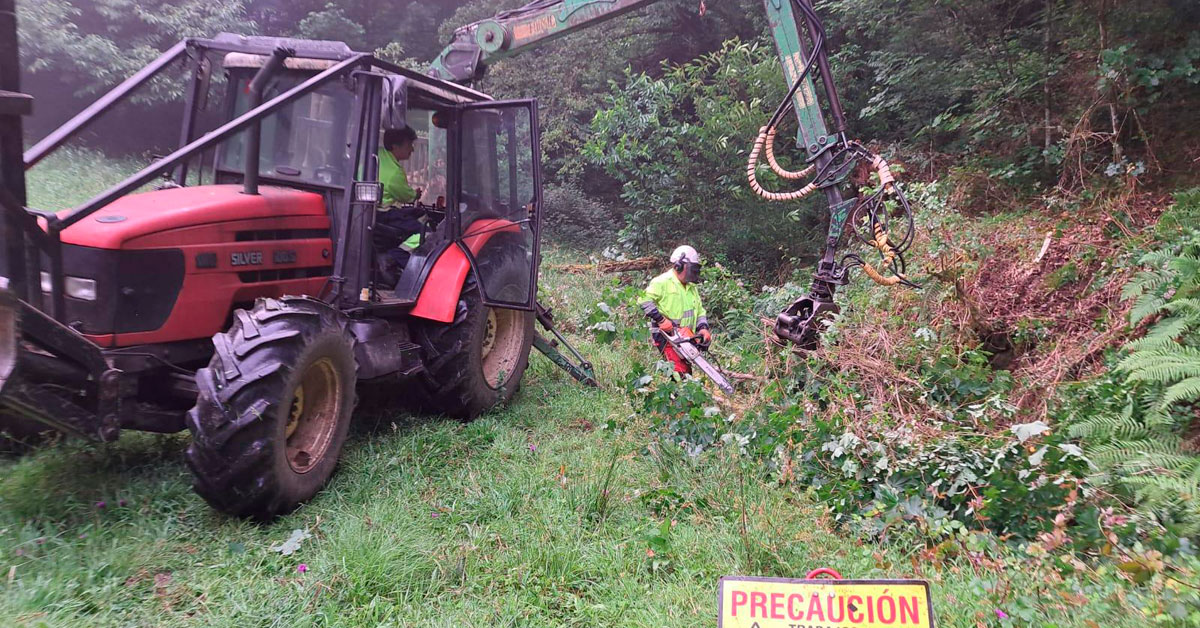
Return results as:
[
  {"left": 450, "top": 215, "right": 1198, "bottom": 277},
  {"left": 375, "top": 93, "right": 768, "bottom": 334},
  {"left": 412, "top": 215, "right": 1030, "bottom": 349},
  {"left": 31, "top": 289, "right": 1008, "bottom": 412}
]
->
[{"left": 185, "top": 297, "right": 357, "bottom": 519}]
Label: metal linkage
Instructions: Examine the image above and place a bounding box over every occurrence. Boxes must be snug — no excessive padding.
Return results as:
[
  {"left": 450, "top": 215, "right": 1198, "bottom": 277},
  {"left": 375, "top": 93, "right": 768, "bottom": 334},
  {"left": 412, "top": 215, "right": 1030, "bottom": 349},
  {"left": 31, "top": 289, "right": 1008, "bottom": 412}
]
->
[{"left": 535, "top": 303, "right": 598, "bottom": 387}]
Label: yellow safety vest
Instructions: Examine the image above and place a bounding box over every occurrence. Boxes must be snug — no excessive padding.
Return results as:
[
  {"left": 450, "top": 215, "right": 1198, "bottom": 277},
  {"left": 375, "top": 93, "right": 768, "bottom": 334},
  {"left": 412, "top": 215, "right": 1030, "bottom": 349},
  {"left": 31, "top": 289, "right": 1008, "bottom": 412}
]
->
[
  {"left": 641, "top": 270, "right": 706, "bottom": 330},
  {"left": 378, "top": 147, "right": 417, "bottom": 207}
]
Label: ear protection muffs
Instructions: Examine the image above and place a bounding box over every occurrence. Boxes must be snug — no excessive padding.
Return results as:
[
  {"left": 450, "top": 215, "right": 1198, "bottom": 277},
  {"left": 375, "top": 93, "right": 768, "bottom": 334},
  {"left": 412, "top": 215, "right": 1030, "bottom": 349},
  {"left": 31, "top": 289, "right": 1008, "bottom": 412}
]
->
[{"left": 670, "top": 245, "right": 700, "bottom": 280}]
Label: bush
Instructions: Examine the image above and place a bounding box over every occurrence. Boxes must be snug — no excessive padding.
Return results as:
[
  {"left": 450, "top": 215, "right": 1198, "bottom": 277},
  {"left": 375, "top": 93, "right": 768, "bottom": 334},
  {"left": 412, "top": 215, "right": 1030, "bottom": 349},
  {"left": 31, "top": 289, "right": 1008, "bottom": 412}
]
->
[
  {"left": 583, "top": 39, "right": 825, "bottom": 278},
  {"left": 542, "top": 182, "right": 621, "bottom": 250},
  {"left": 698, "top": 264, "right": 754, "bottom": 335},
  {"left": 630, "top": 338, "right": 1087, "bottom": 544}
]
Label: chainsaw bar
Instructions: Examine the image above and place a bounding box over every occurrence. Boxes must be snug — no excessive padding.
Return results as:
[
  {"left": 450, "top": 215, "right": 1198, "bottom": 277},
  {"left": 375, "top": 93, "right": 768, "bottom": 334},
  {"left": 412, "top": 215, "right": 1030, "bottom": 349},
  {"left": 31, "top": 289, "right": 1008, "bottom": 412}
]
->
[{"left": 667, "top": 332, "right": 734, "bottom": 394}]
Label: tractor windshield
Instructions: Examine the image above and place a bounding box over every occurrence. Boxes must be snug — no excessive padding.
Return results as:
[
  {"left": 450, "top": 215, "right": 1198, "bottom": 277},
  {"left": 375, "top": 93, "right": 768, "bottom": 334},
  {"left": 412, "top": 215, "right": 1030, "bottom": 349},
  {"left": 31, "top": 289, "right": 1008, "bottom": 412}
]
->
[{"left": 219, "top": 71, "right": 355, "bottom": 187}]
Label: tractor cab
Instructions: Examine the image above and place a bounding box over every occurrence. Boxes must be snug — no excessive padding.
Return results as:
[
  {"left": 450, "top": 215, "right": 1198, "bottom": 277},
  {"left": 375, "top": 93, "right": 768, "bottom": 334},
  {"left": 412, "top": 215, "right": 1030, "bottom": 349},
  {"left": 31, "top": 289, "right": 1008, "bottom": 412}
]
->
[
  {"left": 215, "top": 38, "right": 540, "bottom": 305},
  {"left": 208, "top": 37, "right": 542, "bottom": 314}
]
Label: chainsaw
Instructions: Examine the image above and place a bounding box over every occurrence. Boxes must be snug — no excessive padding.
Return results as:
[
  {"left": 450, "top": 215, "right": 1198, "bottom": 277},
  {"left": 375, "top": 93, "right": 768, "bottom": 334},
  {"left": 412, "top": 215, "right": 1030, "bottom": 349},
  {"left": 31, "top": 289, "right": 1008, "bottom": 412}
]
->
[{"left": 663, "top": 328, "right": 734, "bottom": 395}]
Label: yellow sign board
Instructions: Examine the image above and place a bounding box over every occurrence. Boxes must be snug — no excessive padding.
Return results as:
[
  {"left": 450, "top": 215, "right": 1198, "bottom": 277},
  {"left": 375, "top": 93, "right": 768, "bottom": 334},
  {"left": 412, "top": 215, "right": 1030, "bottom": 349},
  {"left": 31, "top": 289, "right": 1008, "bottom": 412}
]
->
[{"left": 719, "top": 576, "right": 935, "bottom": 628}]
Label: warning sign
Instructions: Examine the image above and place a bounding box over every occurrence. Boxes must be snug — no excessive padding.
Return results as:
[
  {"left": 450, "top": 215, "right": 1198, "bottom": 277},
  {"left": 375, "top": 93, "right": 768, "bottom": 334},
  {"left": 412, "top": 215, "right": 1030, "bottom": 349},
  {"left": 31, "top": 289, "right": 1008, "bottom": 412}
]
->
[{"left": 718, "top": 576, "right": 935, "bottom": 628}]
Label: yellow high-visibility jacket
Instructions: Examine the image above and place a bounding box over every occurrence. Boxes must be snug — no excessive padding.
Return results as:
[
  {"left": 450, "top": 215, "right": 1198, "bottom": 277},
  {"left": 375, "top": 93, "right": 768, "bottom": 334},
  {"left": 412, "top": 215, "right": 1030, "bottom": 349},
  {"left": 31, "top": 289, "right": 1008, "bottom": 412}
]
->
[
  {"left": 639, "top": 270, "right": 707, "bottom": 330},
  {"left": 378, "top": 147, "right": 417, "bottom": 207}
]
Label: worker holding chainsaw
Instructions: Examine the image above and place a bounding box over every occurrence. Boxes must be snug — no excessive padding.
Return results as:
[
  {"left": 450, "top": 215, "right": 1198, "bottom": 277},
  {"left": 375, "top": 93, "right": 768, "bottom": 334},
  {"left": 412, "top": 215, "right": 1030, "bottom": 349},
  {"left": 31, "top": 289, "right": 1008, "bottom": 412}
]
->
[{"left": 639, "top": 245, "right": 711, "bottom": 374}]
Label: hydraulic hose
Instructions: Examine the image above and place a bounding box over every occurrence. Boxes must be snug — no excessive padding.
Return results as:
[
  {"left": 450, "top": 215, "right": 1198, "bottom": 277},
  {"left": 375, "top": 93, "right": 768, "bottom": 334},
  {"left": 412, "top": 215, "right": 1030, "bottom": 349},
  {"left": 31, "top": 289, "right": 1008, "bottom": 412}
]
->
[{"left": 748, "top": 0, "right": 916, "bottom": 290}]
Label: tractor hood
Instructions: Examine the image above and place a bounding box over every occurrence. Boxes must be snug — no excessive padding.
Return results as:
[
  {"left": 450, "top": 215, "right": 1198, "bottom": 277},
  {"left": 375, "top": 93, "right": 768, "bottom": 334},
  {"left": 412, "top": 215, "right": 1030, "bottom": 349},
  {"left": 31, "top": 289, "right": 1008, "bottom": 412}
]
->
[{"left": 59, "top": 185, "right": 327, "bottom": 249}]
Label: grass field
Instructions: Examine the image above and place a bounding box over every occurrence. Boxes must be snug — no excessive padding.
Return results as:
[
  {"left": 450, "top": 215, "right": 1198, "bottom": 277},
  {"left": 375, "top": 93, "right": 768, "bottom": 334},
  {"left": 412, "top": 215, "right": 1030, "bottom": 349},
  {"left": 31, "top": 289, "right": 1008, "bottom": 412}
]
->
[
  {"left": 24, "top": 148, "right": 143, "bottom": 211},
  {"left": 0, "top": 154, "right": 1139, "bottom": 627}
]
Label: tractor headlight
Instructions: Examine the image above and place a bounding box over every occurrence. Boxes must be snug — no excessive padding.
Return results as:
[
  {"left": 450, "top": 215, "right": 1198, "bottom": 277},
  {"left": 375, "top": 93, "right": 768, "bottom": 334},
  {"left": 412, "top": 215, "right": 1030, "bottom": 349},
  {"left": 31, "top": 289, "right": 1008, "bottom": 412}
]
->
[
  {"left": 40, "top": 272, "right": 98, "bottom": 301},
  {"left": 354, "top": 181, "right": 382, "bottom": 204},
  {"left": 66, "top": 277, "right": 98, "bottom": 301}
]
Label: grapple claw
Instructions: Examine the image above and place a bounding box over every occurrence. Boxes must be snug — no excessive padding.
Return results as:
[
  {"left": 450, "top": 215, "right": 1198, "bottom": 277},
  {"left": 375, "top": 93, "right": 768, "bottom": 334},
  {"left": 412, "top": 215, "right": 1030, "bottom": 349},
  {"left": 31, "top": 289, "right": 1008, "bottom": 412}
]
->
[{"left": 774, "top": 294, "right": 839, "bottom": 351}]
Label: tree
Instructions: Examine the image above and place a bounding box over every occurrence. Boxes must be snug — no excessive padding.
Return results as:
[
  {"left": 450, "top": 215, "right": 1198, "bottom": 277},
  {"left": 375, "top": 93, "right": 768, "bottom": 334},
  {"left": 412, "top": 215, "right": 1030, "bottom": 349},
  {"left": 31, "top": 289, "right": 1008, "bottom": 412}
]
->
[
  {"left": 19, "top": 0, "right": 252, "bottom": 144},
  {"left": 584, "top": 40, "right": 825, "bottom": 273},
  {"left": 21, "top": 0, "right": 251, "bottom": 100}
]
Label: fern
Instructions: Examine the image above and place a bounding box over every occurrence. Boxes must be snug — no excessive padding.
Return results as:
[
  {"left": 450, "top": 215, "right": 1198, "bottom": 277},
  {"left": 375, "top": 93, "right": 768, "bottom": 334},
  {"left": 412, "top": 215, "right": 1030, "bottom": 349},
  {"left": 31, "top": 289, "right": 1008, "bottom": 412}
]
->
[
  {"left": 1162, "top": 376, "right": 1200, "bottom": 408},
  {"left": 1126, "top": 315, "right": 1195, "bottom": 351},
  {"left": 1065, "top": 231, "right": 1200, "bottom": 537},
  {"left": 1068, "top": 410, "right": 1134, "bottom": 440},
  {"left": 1118, "top": 345, "right": 1200, "bottom": 384}
]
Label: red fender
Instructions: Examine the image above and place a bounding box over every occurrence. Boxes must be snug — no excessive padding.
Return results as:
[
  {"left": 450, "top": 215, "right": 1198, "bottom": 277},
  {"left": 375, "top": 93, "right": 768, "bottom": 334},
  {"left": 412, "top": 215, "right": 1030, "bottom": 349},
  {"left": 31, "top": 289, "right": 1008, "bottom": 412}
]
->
[{"left": 409, "top": 218, "right": 522, "bottom": 323}]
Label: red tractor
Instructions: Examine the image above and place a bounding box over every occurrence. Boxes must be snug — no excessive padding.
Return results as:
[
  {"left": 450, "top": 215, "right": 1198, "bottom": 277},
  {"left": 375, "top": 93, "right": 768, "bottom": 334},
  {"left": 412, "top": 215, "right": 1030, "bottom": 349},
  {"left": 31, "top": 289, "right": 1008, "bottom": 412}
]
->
[{"left": 0, "top": 23, "right": 589, "bottom": 519}]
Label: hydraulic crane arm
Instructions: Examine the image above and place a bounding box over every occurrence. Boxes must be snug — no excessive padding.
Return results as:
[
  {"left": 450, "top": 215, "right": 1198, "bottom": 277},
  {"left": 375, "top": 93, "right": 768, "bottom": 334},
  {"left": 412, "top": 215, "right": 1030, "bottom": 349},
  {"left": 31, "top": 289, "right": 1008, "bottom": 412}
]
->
[
  {"left": 429, "top": 0, "right": 661, "bottom": 84},
  {"left": 430, "top": 0, "right": 831, "bottom": 152}
]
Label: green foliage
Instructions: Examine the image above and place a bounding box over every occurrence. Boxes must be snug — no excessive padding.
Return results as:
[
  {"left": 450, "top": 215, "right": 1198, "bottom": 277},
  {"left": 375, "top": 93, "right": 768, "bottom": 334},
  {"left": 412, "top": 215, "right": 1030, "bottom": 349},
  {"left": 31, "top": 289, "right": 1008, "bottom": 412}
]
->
[
  {"left": 584, "top": 39, "right": 823, "bottom": 274},
  {"left": 1097, "top": 32, "right": 1200, "bottom": 105},
  {"left": 697, "top": 264, "right": 754, "bottom": 334},
  {"left": 18, "top": 0, "right": 473, "bottom": 145},
  {"left": 920, "top": 347, "right": 1013, "bottom": 408},
  {"left": 630, "top": 335, "right": 1085, "bottom": 544},
  {"left": 629, "top": 365, "right": 732, "bottom": 455},
  {"left": 296, "top": 3, "right": 366, "bottom": 50},
  {"left": 541, "top": 182, "right": 621, "bottom": 249},
  {"left": 1064, "top": 231, "right": 1200, "bottom": 539},
  {"left": 20, "top": 0, "right": 251, "bottom": 102},
  {"left": 459, "top": 0, "right": 765, "bottom": 184},
  {"left": 800, "top": 417, "right": 1090, "bottom": 542},
  {"left": 580, "top": 280, "right": 643, "bottom": 345},
  {"left": 1157, "top": 188, "right": 1200, "bottom": 240}
]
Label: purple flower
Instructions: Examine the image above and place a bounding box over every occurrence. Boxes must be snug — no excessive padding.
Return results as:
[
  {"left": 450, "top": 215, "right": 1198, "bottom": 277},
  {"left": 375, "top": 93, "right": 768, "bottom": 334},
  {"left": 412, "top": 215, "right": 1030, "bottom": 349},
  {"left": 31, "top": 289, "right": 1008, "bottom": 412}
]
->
[
  {"left": 118, "top": 499, "right": 127, "bottom": 507},
  {"left": 528, "top": 443, "right": 537, "bottom": 453},
  {"left": 78, "top": 533, "right": 87, "bottom": 540},
  {"left": 996, "top": 609, "right": 1008, "bottom": 619},
  {"left": 431, "top": 512, "right": 440, "bottom": 518},
  {"left": 95, "top": 501, "right": 106, "bottom": 509},
  {"left": 297, "top": 564, "right": 308, "bottom": 574}
]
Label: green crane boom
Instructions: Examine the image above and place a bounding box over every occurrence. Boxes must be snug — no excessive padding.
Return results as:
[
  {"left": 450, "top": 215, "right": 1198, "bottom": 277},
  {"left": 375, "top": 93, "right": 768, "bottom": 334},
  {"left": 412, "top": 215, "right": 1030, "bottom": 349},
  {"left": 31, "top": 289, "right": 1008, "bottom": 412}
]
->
[
  {"left": 430, "top": 0, "right": 918, "bottom": 354},
  {"left": 430, "top": 1, "right": 657, "bottom": 84},
  {"left": 429, "top": 0, "right": 829, "bottom": 149}
]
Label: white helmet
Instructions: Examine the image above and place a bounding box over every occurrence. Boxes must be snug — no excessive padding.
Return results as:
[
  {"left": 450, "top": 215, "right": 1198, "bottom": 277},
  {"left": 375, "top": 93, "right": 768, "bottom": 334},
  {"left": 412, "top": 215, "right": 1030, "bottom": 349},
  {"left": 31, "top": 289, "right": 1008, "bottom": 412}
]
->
[
  {"left": 670, "top": 245, "right": 701, "bottom": 283},
  {"left": 670, "top": 245, "right": 700, "bottom": 265}
]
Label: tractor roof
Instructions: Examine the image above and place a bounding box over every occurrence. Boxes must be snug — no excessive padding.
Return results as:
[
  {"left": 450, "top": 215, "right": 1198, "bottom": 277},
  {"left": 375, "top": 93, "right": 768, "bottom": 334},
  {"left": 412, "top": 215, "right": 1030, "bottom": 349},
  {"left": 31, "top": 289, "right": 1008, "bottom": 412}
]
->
[{"left": 212, "top": 33, "right": 491, "bottom": 106}]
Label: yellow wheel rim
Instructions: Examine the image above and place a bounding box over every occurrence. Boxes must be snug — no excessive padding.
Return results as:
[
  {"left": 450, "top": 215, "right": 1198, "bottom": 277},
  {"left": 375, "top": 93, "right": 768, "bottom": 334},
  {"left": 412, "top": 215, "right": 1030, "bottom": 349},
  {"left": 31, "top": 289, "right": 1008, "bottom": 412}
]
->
[
  {"left": 286, "top": 386, "right": 304, "bottom": 439},
  {"left": 481, "top": 307, "right": 523, "bottom": 389},
  {"left": 284, "top": 357, "right": 342, "bottom": 474}
]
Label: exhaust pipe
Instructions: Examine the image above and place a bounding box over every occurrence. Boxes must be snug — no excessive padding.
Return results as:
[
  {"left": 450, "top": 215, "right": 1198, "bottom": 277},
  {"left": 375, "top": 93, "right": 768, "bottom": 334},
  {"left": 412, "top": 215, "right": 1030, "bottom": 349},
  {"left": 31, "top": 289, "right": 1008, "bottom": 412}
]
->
[{"left": 242, "top": 46, "right": 293, "bottom": 195}]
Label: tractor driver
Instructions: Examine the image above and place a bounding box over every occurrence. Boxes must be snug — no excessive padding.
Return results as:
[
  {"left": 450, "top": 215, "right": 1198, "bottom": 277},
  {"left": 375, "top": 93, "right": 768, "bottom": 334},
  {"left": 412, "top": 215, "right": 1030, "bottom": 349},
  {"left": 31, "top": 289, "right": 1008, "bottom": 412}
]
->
[
  {"left": 376, "top": 127, "right": 427, "bottom": 279},
  {"left": 379, "top": 127, "right": 421, "bottom": 207},
  {"left": 638, "top": 245, "right": 712, "bottom": 374}
]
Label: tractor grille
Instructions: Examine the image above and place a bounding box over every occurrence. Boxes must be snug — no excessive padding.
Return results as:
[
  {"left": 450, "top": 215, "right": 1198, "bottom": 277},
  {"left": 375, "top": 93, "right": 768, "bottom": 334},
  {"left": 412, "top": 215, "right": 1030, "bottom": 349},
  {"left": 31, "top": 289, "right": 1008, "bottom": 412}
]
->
[
  {"left": 44, "top": 245, "right": 185, "bottom": 335},
  {"left": 234, "top": 228, "right": 329, "bottom": 241}
]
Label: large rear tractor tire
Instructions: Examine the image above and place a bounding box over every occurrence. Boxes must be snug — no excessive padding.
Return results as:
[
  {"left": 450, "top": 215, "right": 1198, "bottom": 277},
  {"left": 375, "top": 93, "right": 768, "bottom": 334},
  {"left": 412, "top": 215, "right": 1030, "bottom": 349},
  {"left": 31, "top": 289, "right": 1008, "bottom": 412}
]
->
[
  {"left": 185, "top": 297, "right": 357, "bottom": 519},
  {"left": 410, "top": 247, "right": 535, "bottom": 419}
]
